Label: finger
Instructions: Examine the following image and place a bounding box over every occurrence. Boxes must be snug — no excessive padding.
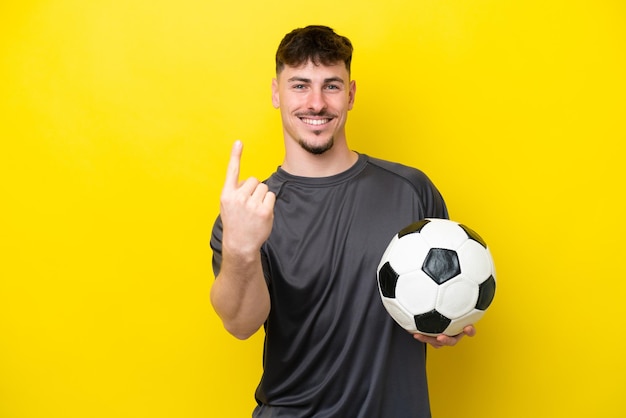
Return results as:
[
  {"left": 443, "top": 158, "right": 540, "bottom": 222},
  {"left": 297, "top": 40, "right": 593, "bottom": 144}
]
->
[
  {"left": 413, "top": 333, "right": 440, "bottom": 346},
  {"left": 436, "top": 334, "right": 459, "bottom": 347},
  {"left": 250, "top": 181, "right": 269, "bottom": 202},
  {"left": 463, "top": 325, "right": 476, "bottom": 337},
  {"left": 250, "top": 184, "right": 277, "bottom": 211},
  {"left": 263, "top": 190, "right": 276, "bottom": 208},
  {"left": 239, "top": 176, "right": 261, "bottom": 197},
  {"left": 223, "top": 140, "right": 243, "bottom": 190}
]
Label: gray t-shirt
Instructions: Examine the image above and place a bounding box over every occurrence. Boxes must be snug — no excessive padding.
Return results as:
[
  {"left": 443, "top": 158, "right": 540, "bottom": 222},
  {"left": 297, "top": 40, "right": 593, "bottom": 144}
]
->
[{"left": 211, "top": 153, "right": 448, "bottom": 418}]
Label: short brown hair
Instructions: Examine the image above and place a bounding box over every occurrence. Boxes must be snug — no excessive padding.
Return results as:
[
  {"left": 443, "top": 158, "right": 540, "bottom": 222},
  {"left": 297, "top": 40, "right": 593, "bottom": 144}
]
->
[{"left": 275, "top": 25, "right": 353, "bottom": 75}]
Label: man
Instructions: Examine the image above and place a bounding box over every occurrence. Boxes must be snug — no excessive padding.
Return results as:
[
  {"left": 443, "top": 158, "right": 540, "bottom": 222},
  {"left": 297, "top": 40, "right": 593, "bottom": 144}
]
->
[{"left": 210, "top": 25, "right": 475, "bottom": 418}]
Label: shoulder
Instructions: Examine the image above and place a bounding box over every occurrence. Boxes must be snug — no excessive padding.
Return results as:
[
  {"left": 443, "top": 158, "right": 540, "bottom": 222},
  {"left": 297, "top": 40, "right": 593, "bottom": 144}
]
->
[
  {"left": 362, "top": 154, "right": 448, "bottom": 219},
  {"left": 363, "top": 155, "right": 436, "bottom": 190}
]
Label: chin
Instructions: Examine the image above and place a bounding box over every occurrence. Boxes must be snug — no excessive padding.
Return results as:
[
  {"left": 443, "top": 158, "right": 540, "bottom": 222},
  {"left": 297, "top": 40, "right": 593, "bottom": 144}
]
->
[{"left": 299, "top": 136, "right": 334, "bottom": 155}]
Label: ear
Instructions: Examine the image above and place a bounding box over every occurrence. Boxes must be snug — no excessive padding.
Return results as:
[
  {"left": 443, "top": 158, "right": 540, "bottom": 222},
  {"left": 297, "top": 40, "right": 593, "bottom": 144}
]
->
[
  {"left": 271, "top": 78, "right": 280, "bottom": 109},
  {"left": 347, "top": 80, "right": 356, "bottom": 110}
]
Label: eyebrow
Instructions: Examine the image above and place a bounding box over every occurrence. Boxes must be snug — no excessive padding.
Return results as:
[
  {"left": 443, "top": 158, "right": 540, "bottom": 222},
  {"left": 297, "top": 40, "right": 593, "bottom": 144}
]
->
[{"left": 287, "top": 76, "right": 345, "bottom": 84}]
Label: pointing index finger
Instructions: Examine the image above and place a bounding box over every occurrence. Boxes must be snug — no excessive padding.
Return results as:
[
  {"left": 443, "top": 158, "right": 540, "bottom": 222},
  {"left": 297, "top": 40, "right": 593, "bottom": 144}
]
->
[{"left": 224, "top": 140, "right": 243, "bottom": 190}]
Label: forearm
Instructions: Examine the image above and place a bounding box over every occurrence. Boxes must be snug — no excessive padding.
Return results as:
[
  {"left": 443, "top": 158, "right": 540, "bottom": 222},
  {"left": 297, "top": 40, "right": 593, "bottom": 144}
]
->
[{"left": 210, "top": 252, "right": 270, "bottom": 340}]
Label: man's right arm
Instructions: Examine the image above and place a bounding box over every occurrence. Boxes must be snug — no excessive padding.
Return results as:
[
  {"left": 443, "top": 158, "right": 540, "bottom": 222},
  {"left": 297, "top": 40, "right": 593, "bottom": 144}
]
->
[{"left": 209, "top": 141, "right": 276, "bottom": 340}]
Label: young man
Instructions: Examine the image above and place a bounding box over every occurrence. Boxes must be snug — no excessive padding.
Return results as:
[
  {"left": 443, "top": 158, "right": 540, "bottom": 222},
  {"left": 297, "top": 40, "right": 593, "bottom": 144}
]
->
[{"left": 210, "top": 25, "right": 475, "bottom": 418}]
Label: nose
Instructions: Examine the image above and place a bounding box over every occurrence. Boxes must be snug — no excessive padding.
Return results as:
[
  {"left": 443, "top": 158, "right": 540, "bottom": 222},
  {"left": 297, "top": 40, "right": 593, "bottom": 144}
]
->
[{"left": 306, "top": 89, "right": 327, "bottom": 113}]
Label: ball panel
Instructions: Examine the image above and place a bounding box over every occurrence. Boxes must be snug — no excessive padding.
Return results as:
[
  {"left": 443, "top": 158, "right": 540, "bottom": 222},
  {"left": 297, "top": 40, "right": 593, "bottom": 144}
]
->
[
  {"left": 386, "top": 234, "right": 430, "bottom": 274},
  {"left": 459, "top": 224, "right": 487, "bottom": 248},
  {"left": 381, "top": 297, "right": 418, "bottom": 332},
  {"left": 398, "top": 219, "right": 430, "bottom": 238},
  {"left": 436, "top": 276, "right": 479, "bottom": 319},
  {"left": 378, "top": 262, "right": 399, "bottom": 298},
  {"left": 458, "top": 223, "right": 487, "bottom": 248},
  {"left": 444, "top": 309, "right": 486, "bottom": 336},
  {"left": 456, "top": 240, "right": 494, "bottom": 284},
  {"left": 422, "top": 248, "right": 460, "bottom": 284},
  {"left": 414, "top": 309, "right": 451, "bottom": 335},
  {"left": 396, "top": 271, "right": 438, "bottom": 314},
  {"left": 476, "top": 275, "right": 496, "bottom": 310},
  {"left": 419, "top": 218, "right": 468, "bottom": 249}
]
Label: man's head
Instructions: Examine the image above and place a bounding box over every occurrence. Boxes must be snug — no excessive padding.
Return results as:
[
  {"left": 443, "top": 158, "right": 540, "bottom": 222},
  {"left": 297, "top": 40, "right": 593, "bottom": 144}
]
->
[
  {"left": 275, "top": 25, "right": 353, "bottom": 76},
  {"left": 272, "top": 26, "right": 356, "bottom": 160}
]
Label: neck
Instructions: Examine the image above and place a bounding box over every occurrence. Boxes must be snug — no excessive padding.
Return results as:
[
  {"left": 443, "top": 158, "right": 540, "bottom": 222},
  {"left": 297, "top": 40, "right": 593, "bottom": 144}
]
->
[{"left": 281, "top": 141, "right": 358, "bottom": 178}]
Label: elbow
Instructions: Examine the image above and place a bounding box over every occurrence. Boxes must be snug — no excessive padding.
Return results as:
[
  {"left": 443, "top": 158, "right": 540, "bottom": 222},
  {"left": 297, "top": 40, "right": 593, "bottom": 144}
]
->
[
  {"left": 210, "top": 295, "right": 260, "bottom": 340},
  {"left": 209, "top": 280, "right": 269, "bottom": 340},
  {"left": 224, "top": 322, "right": 260, "bottom": 340},
  {"left": 230, "top": 329, "right": 257, "bottom": 341}
]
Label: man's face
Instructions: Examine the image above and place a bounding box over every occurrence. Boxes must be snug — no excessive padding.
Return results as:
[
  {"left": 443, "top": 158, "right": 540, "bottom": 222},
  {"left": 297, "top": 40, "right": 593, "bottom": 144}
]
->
[{"left": 272, "top": 60, "right": 356, "bottom": 155}]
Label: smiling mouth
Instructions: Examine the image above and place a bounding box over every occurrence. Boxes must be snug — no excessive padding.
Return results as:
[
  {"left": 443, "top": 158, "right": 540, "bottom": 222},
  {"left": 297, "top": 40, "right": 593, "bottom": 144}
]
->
[{"left": 300, "top": 117, "right": 331, "bottom": 126}]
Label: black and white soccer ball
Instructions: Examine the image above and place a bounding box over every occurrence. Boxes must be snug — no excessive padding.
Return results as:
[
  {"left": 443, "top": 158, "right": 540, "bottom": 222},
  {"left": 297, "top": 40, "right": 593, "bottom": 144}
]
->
[{"left": 377, "top": 218, "right": 496, "bottom": 336}]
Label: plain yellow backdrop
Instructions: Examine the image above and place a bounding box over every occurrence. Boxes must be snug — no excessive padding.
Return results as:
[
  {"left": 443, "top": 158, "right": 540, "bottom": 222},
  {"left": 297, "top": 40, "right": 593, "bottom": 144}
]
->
[{"left": 1, "top": 1, "right": 625, "bottom": 417}]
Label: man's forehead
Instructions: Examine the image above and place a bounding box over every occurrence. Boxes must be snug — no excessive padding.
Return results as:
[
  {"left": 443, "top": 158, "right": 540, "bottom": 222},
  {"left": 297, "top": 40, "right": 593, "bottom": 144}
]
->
[{"left": 278, "top": 61, "right": 349, "bottom": 81}]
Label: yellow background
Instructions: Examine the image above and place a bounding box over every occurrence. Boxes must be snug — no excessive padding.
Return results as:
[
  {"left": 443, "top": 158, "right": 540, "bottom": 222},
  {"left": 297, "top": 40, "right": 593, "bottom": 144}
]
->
[{"left": 1, "top": 1, "right": 625, "bottom": 417}]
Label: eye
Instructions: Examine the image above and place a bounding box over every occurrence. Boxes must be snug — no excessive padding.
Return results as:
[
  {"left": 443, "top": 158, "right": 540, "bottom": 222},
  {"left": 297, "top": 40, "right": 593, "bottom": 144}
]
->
[{"left": 324, "top": 83, "right": 345, "bottom": 92}]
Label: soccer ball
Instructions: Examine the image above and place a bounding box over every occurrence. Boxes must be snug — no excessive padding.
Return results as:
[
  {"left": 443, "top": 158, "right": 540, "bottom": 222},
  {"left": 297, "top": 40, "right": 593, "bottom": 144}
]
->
[{"left": 377, "top": 218, "right": 496, "bottom": 336}]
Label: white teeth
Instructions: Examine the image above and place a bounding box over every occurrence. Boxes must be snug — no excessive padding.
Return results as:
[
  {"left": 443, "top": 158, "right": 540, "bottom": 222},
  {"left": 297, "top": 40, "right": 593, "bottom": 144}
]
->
[{"left": 302, "top": 118, "right": 329, "bottom": 126}]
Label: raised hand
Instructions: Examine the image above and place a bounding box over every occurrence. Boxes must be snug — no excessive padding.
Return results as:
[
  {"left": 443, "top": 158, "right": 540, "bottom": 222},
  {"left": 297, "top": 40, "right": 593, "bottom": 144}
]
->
[{"left": 219, "top": 140, "right": 276, "bottom": 257}]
